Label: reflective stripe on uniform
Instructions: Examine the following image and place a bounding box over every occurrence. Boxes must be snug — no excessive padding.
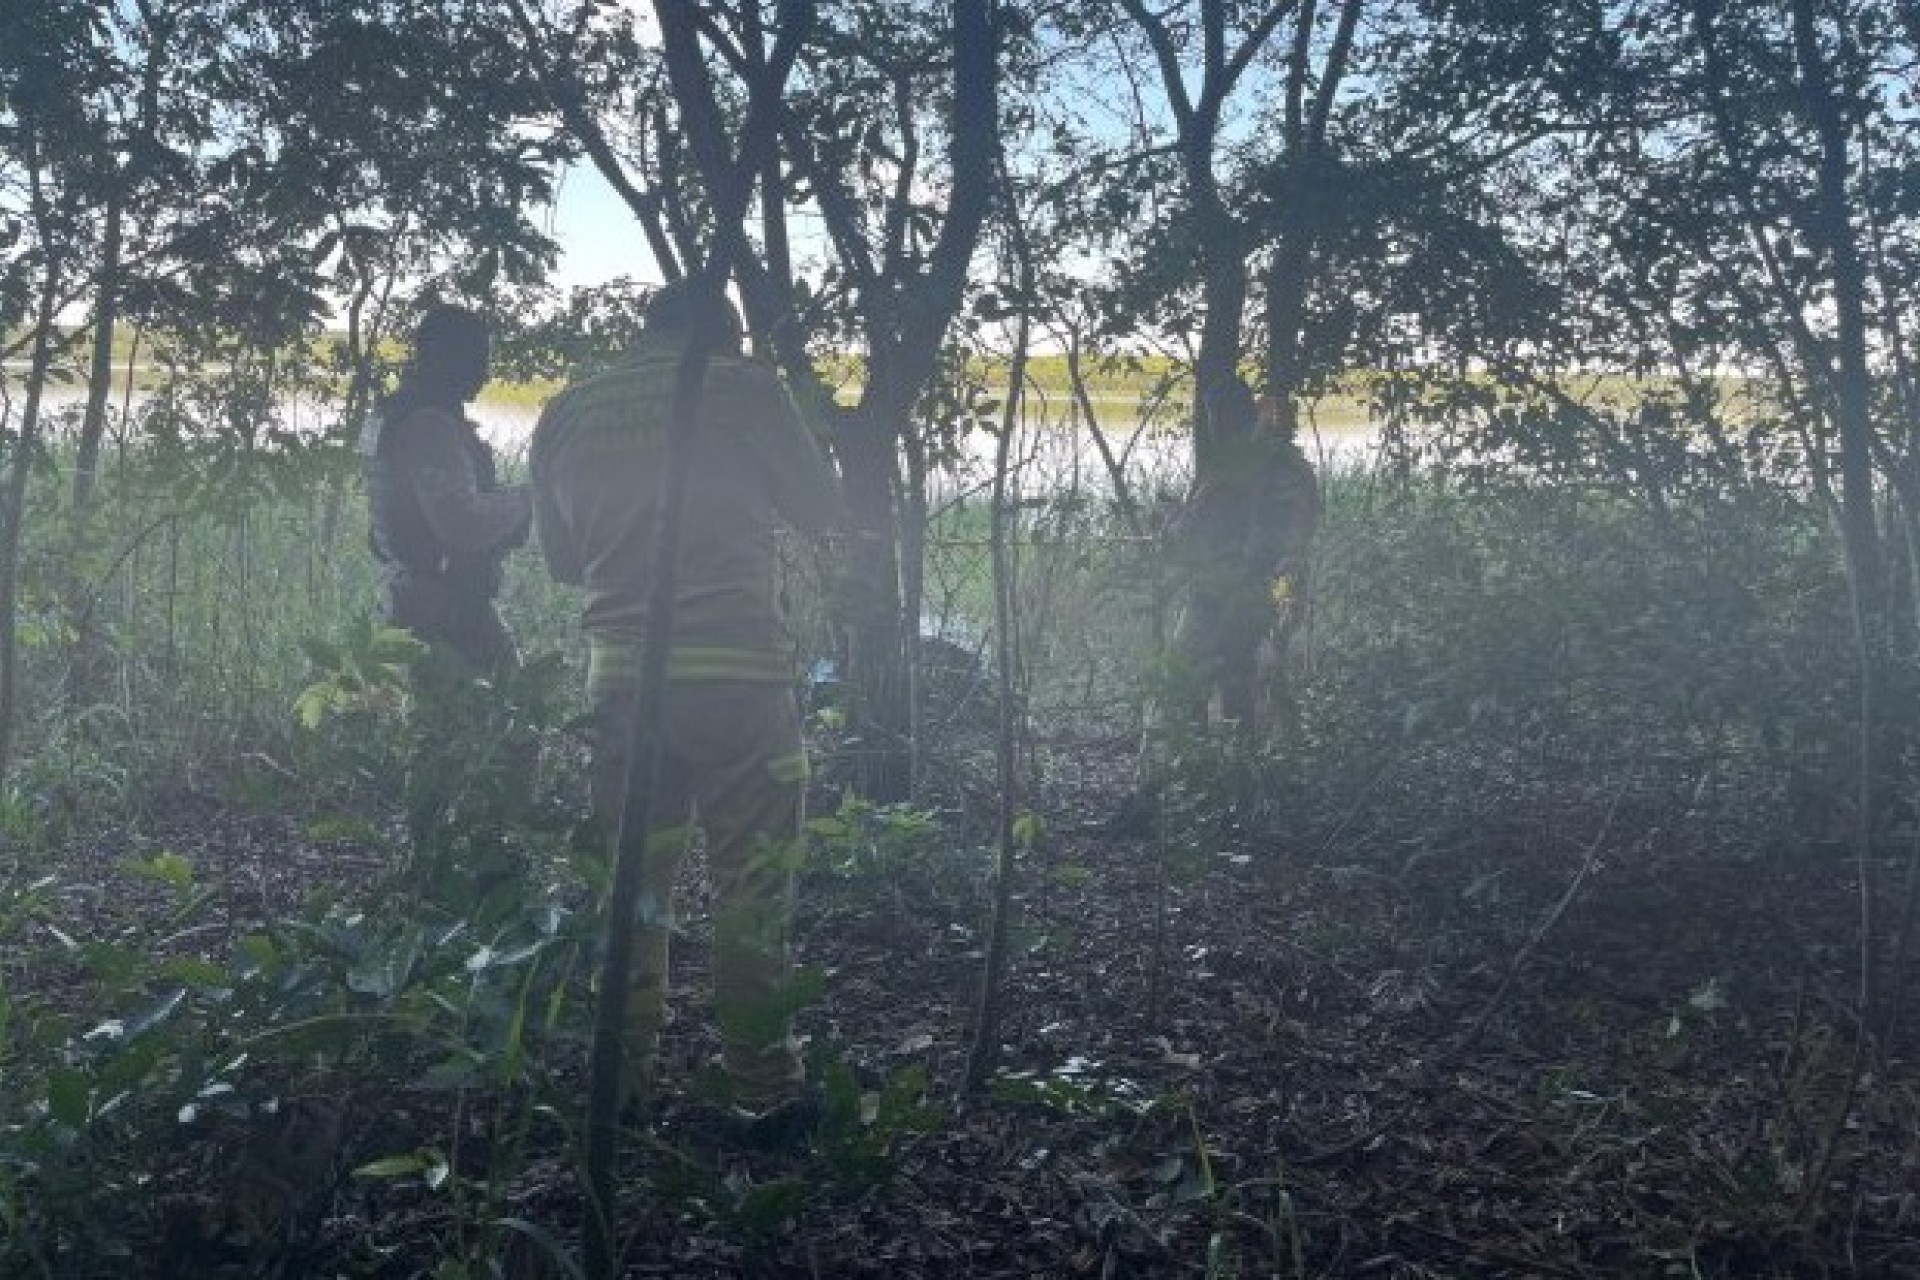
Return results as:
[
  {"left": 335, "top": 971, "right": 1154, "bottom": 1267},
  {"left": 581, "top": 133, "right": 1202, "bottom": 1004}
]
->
[{"left": 587, "top": 635, "right": 793, "bottom": 700}]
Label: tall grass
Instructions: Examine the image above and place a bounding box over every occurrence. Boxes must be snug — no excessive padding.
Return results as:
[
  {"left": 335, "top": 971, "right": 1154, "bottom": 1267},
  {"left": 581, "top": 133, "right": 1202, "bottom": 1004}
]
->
[
  {"left": 2, "top": 408, "right": 584, "bottom": 819},
  {"left": 0, "top": 374, "right": 1866, "bottom": 884},
  {"left": 912, "top": 458, "right": 1854, "bottom": 844}
]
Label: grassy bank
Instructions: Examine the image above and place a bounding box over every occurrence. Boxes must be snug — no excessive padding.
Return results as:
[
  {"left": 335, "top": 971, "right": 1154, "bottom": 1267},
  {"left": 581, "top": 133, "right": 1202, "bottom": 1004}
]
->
[{"left": 13, "top": 331, "right": 1376, "bottom": 434}]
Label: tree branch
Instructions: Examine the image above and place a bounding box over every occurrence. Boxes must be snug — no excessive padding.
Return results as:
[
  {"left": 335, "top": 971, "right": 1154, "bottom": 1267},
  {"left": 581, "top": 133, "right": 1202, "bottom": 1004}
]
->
[
  {"left": 1308, "top": 0, "right": 1363, "bottom": 142},
  {"left": 880, "top": 70, "right": 922, "bottom": 285},
  {"left": 1219, "top": 0, "right": 1301, "bottom": 111},
  {"left": 504, "top": 0, "right": 683, "bottom": 280},
  {"left": 1116, "top": 0, "right": 1195, "bottom": 132},
  {"left": 889, "top": 0, "right": 1000, "bottom": 397},
  {"left": 1284, "top": 0, "right": 1317, "bottom": 152},
  {"left": 781, "top": 112, "right": 882, "bottom": 292}
]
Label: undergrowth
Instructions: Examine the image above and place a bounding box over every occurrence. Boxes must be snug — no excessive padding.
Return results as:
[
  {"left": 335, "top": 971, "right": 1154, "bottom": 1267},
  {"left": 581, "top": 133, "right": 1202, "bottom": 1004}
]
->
[{"left": 0, "top": 435, "right": 1901, "bottom": 1275}]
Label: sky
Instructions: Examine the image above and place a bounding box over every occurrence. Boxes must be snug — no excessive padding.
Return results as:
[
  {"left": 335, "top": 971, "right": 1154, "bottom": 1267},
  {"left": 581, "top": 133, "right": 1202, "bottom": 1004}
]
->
[
  {"left": 541, "top": 162, "right": 664, "bottom": 292},
  {"left": 536, "top": 0, "right": 666, "bottom": 291}
]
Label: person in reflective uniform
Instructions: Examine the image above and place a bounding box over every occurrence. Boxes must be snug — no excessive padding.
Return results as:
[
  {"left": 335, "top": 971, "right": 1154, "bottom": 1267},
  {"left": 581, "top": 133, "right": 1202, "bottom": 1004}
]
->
[{"left": 530, "top": 281, "right": 842, "bottom": 1116}]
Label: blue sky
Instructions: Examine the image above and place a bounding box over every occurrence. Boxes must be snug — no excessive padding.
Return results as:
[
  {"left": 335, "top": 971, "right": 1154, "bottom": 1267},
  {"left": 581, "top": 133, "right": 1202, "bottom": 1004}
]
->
[{"left": 542, "top": 163, "right": 663, "bottom": 292}]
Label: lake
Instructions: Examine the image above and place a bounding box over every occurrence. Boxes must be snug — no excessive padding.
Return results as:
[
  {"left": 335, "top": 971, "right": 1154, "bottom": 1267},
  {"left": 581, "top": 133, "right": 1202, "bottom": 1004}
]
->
[
  {"left": 471, "top": 398, "right": 1382, "bottom": 498},
  {"left": 22, "top": 381, "right": 1384, "bottom": 497}
]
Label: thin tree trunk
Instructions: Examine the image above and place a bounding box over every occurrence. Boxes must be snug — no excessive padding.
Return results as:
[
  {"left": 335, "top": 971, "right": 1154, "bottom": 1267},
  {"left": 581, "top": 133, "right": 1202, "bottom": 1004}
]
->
[
  {"left": 836, "top": 399, "right": 913, "bottom": 800},
  {"left": 1065, "top": 332, "right": 1144, "bottom": 531},
  {"left": 73, "top": 193, "right": 123, "bottom": 516},
  {"left": 802, "top": 0, "right": 1000, "bottom": 801},
  {"left": 1117, "top": 0, "right": 1295, "bottom": 732},
  {"left": 0, "top": 198, "right": 65, "bottom": 793},
  {"left": 964, "top": 256, "right": 1033, "bottom": 1098},
  {"left": 1796, "top": 0, "right": 1882, "bottom": 610},
  {"left": 78, "top": 0, "right": 163, "bottom": 515},
  {"left": 581, "top": 267, "right": 716, "bottom": 1280},
  {"left": 63, "top": 192, "right": 126, "bottom": 712},
  {"left": 1789, "top": 0, "right": 1883, "bottom": 1228},
  {"left": 1866, "top": 121, "right": 1920, "bottom": 1058},
  {"left": 900, "top": 429, "right": 929, "bottom": 795},
  {"left": 1881, "top": 503, "right": 1920, "bottom": 1056}
]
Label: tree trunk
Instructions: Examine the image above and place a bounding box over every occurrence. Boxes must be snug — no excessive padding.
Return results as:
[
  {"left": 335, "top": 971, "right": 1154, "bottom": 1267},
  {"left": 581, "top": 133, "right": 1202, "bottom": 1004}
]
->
[
  {"left": 1114, "top": 0, "right": 1299, "bottom": 734},
  {"left": 964, "top": 257, "right": 1032, "bottom": 1096},
  {"left": 72, "top": 193, "right": 123, "bottom": 517},
  {"left": 581, "top": 5, "right": 806, "bottom": 1271},
  {"left": 1175, "top": 213, "right": 1258, "bottom": 727},
  {"left": 64, "top": 191, "right": 125, "bottom": 711},
  {"left": 834, "top": 401, "right": 912, "bottom": 801},
  {"left": 1788, "top": 0, "right": 1886, "bottom": 1226},
  {"left": 0, "top": 244, "right": 65, "bottom": 794},
  {"left": 814, "top": 0, "right": 1000, "bottom": 801},
  {"left": 1796, "top": 0, "right": 1882, "bottom": 614},
  {"left": 900, "top": 427, "right": 929, "bottom": 793},
  {"left": 1190, "top": 218, "right": 1252, "bottom": 467}
]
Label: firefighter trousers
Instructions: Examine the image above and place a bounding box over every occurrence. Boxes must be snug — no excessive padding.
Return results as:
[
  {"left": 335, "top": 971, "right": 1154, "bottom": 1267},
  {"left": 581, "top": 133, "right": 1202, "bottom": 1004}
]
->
[{"left": 589, "top": 680, "right": 810, "bottom": 1110}]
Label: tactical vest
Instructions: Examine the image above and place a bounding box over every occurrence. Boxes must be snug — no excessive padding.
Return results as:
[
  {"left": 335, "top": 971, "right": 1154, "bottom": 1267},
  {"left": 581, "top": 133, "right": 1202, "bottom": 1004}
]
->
[{"left": 360, "top": 396, "right": 506, "bottom": 599}]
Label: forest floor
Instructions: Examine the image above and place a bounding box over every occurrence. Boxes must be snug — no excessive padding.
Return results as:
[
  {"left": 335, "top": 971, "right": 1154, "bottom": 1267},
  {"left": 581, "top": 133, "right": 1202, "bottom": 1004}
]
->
[{"left": 24, "top": 740, "right": 1920, "bottom": 1280}]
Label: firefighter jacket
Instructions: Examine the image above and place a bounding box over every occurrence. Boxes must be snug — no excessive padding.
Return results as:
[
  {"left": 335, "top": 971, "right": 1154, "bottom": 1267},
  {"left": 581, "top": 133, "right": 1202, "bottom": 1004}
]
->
[{"left": 528, "top": 335, "right": 843, "bottom": 701}]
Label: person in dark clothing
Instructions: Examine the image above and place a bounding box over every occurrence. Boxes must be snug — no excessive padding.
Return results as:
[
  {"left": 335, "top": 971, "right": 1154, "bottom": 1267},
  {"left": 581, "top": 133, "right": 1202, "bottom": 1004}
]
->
[
  {"left": 1169, "top": 378, "right": 1321, "bottom": 730},
  {"left": 361, "top": 304, "right": 530, "bottom": 674},
  {"left": 361, "top": 306, "right": 534, "bottom": 872}
]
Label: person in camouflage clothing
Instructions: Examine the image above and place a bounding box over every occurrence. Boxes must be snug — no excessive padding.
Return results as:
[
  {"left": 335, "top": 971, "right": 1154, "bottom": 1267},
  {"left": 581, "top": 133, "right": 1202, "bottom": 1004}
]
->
[
  {"left": 1170, "top": 378, "right": 1321, "bottom": 730},
  {"left": 361, "top": 304, "right": 530, "bottom": 675},
  {"left": 529, "top": 281, "right": 843, "bottom": 1119}
]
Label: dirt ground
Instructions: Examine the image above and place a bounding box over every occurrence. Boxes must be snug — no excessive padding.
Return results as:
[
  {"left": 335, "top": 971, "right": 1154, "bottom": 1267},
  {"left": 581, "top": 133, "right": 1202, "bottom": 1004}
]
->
[{"left": 21, "top": 752, "right": 1920, "bottom": 1278}]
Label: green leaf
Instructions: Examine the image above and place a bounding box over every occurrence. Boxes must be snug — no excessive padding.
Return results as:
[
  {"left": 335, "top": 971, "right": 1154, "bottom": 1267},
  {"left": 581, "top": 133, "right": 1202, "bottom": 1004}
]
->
[
  {"left": 786, "top": 965, "right": 828, "bottom": 1012},
  {"left": 353, "top": 1153, "right": 432, "bottom": 1179},
  {"left": 304, "top": 815, "right": 381, "bottom": 844},
  {"left": 47, "top": 1068, "right": 91, "bottom": 1127},
  {"left": 493, "top": 1217, "right": 587, "bottom": 1280},
  {"left": 875, "top": 1063, "right": 939, "bottom": 1133},
  {"left": 419, "top": 1051, "right": 483, "bottom": 1091},
  {"left": 1012, "top": 810, "right": 1046, "bottom": 849},
  {"left": 730, "top": 1177, "right": 812, "bottom": 1236},
  {"left": 819, "top": 1050, "right": 862, "bottom": 1128},
  {"left": 163, "top": 955, "right": 230, "bottom": 990},
  {"left": 367, "top": 627, "right": 427, "bottom": 665},
  {"left": 300, "top": 637, "right": 344, "bottom": 672},
  {"left": 347, "top": 926, "right": 422, "bottom": 999},
  {"left": 124, "top": 851, "right": 195, "bottom": 889},
  {"left": 294, "top": 685, "right": 335, "bottom": 731},
  {"left": 464, "top": 937, "right": 548, "bottom": 973},
  {"left": 76, "top": 942, "right": 143, "bottom": 991},
  {"left": 237, "top": 934, "right": 279, "bottom": 973}
]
